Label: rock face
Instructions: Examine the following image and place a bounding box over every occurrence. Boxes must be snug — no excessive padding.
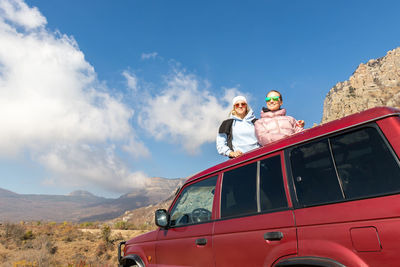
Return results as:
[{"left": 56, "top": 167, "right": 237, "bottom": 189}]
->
[{"left": 322, "top": 47, "right": 400, "bottom": 123}]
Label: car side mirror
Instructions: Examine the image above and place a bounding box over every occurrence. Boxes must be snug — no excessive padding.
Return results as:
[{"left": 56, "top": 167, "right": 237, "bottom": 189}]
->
[{"left": 155, "top": 209, "right": 170, "bottom": 228}]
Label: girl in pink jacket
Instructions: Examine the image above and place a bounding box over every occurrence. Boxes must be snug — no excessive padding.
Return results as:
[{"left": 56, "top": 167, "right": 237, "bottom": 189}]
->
[{"left": 255, "top": 90, "right": 305, "bottom": 146}]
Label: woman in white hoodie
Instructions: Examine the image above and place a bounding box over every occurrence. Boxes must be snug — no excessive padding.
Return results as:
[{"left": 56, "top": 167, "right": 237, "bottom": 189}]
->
[{"left": 216, "top": 96, "right": 260, "bottom": 158}]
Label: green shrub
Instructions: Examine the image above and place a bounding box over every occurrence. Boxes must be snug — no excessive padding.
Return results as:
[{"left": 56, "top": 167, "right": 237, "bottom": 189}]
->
[
  {"left": 4, "top": 222, "right": 26, "bottom": 244},
  {"left": 23, "top": 230, "right": 35, "bottom": 240},
  {"left": 113, "top": 221, "right": 129, "bottom": 230},
  {"left": 101, "top": 225, "right": 111, "bottom": 244}
]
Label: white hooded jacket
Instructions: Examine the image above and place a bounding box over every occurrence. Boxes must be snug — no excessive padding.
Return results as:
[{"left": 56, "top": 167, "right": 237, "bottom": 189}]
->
[{"left": 216, "top": 109, "right": 260, "bottom": 157}]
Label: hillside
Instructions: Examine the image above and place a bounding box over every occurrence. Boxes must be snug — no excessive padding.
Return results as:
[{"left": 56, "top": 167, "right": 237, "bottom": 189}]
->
[
  {"left": 0, "top": 221, "right": 146, "bottom": 266},
  {"left": 322, "top": 47, "right": 400, "bottom": 123},
  {"left": 110, "top": 194, "right": 176, "bottom": 230}
]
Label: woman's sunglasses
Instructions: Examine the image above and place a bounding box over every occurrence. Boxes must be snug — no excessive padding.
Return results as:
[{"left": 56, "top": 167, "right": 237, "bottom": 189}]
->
[
  {"left": 234, "top": 102, "right": 247, "bottom": 108},
  {"left": 265, "top": 96, "right": 281, "bottom": 102}
]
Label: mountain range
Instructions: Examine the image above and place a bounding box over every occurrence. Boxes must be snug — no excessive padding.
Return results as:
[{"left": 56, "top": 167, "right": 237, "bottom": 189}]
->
[{"left": 0, "top": 177, "right": 185, "bottom": 222}]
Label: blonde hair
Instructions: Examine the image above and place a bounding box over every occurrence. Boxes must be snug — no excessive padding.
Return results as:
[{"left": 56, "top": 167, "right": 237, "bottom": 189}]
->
[
  {"left": 229, "top": 95, "right": 250, "bottom": 117},
  {"left": 230, "top": 105, "right": 249, "bottom": 117}
]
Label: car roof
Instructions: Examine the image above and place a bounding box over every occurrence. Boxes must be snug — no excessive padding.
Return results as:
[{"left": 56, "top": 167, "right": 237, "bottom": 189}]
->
[{"left": 186, "top": 106, "right": 400, "bottom": 184}]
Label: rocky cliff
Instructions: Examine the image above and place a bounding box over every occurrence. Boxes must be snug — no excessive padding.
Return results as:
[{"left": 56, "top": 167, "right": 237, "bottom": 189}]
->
[{"left": 322, "top": 47, "right": 400, "bottom": 123}]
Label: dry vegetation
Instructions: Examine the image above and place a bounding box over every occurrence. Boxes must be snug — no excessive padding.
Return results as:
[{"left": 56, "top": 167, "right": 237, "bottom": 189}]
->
[{"left": 0, "top": 221, "right": 154, "bottom": 267}]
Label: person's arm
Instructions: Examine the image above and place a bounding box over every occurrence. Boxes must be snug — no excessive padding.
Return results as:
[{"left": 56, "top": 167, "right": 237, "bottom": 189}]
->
[
  {"left": 216, "top": 133, "right": 232, "bottom": 157},
  {"left": 291, "top": 117, "right": 304, "bottom": 133}
]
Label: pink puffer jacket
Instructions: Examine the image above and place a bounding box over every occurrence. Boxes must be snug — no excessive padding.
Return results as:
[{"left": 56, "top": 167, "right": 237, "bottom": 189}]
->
[{"left": 254, "top": 108, "right": 303, "bottom": 146}]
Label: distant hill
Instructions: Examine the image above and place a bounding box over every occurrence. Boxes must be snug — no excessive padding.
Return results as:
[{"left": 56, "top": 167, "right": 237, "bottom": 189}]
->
[
  {"left": 0, "top": 177, "right": 185, "bottom": 222},
  {"left": 0, "top": 187, "right": 18, "bottom": 197},
  {"left": 110, "top": 193, "right": 176, "bottom": 229},
  {"left": 110, "top": 179, "right": 190, "bottom": 228}
]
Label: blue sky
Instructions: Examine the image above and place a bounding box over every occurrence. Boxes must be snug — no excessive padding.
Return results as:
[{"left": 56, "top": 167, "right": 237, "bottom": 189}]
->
[{"left": 0, "top": 0, "right": 399, "bottom": 198}]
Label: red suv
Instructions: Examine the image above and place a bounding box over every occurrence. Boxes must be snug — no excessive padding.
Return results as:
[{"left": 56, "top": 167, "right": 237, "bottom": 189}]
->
[{"left": 118, "top": 107, "right": 400, "bottom": 267}]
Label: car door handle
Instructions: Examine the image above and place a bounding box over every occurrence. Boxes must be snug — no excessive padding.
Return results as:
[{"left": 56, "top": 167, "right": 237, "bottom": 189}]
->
[
  {"left": 264, "top": 231, "right": 283, "bottom": 241},
  {"left": 195, "top": 238, "right": 207, "bottom": 246}
]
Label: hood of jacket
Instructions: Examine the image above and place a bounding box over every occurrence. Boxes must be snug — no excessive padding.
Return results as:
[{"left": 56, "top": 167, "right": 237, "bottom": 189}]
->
[{"left": 231, "top": 108, "right": 257, "bottom": 122}]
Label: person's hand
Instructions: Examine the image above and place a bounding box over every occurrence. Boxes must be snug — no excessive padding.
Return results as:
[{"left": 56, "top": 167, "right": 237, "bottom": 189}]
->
[
  {"left": 229, "top": 150, "right": 243, "bottom": 158},
  {"left": 297, "top": 120, "right": 305, "bottom": 128}
]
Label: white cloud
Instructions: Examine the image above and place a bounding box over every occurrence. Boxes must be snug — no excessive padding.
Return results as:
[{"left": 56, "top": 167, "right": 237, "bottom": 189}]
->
[
  {"left": 0, "top": 0, "right": 46, "bottom": 29},
  {"left": 139, "top": 70, "right": 242, "bottom": 153},
  {"left": 37, "top": 144, "right": 149, "bottom": 192},
  {"left": 0, "top": 0, "right": 150, "bottom": 193},
  {"left": 0, "top": 0, "right": 254, "bottom": 195},
  {"left": 122, "top": 137, "right": 150, "bottom": 158},
  {"left": 122, "top": 70, "right": 138, "bottom": 92},
  {"left": 141, "top": 52, "right": 158, "bottom": 60}
]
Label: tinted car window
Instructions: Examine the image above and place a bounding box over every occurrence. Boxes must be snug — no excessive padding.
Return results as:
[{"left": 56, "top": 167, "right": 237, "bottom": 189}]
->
[
  {"left": 221, "top": 163, "right": 257, "bottom": 218},
  {"left": 331, "top": 127, "right": 400, "bottom": 199},
  {"left": 259, "top": 156, "right": 288, "bottom": 211},
  {"left": 290, "top": 140, "right": 344, "bottom": 207},
  {"left": 290, "top": 126, "right": 400, "bottom": 207},
  {"left": 220, "top": 155, "right": 288, "bottom": 218},
  {"left": 169, "top": 176, "right": 217, "bottom": 226}
]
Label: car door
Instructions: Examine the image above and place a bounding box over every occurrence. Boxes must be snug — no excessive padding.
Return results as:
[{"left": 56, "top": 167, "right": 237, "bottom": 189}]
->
[
  {"left": 213, "top": 153, "right": 297, "bottom": 267},
  {"left": 287, "top": 125, "right": 400, "bottom": 267},
  {"left": 155, "top": 176, "right": 217, "bottom": 267}
]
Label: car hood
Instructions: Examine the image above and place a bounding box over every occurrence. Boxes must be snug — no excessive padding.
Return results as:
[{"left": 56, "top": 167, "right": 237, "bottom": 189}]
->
[{"left": 126, "top": 229, "right": 158, "bottom": 244}]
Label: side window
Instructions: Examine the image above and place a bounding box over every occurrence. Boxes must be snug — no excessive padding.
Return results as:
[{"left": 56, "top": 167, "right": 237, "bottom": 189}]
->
[
  {"left": 169, "top": 176, "right": 217, "bottom": 227},
  {"left": 220, "top": 155, "right": 288, "bottom": 218},
  {"left": 260, "top": 156, "right": 288, "bottom": 211},
  {"left": 221, "top": 163, "right": 257, "bottom": 218},
  {"left": 290, "top": 126, "right": 400, "bottom": 207},
  {"left": 331, "top": 127, "right": 400, "bottom": 199},
  {"left": 290, "top": 140, "right": 344, "bottom": 207}
]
